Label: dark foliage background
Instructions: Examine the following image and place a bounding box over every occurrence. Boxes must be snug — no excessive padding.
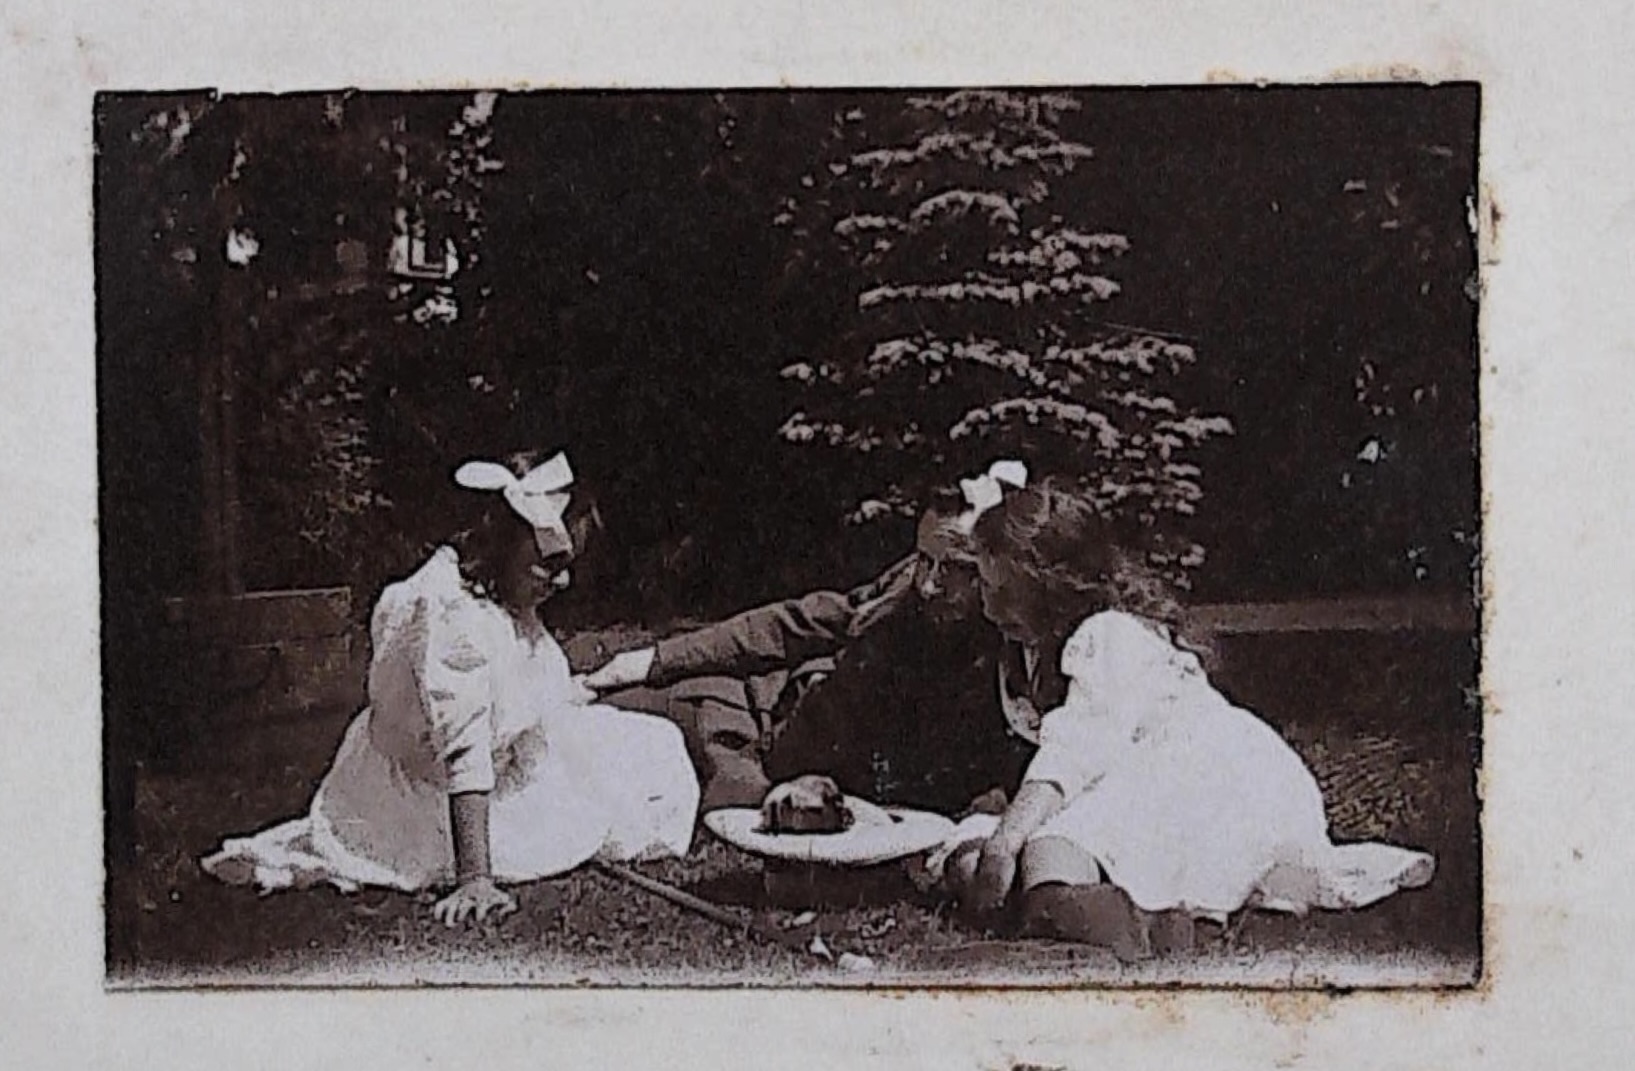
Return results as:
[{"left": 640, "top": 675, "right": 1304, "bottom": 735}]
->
[{"left": 97, "top": 84, "right": 1480, "bottom": 658}]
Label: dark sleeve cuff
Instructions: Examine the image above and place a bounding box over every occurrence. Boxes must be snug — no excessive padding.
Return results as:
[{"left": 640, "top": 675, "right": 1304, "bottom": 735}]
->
[{"left": 647, "top": 634, "right": 711, "bottom": 688}]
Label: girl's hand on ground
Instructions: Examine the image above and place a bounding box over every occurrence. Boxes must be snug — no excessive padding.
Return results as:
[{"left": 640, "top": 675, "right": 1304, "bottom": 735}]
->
[{"left": 431, "top": 877, "right": 517, "bottom": 928}]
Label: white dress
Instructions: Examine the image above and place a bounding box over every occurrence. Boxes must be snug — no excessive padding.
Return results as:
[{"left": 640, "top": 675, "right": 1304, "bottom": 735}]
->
[
  {"left": 936, "top": 610, "right": 1434, "bottom": 919},
  {"left": 201, "top": 548, "right": 700, "bottom": 893}
]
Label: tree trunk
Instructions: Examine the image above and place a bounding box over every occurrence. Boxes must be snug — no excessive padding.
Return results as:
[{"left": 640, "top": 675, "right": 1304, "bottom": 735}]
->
[{"left": 199, "top": 182, "right": 245, "bottom": 595}]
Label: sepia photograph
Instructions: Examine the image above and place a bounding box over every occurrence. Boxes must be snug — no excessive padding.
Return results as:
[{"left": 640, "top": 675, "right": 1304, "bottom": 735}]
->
[{"left": 97, "top": 84, "right": 1482, "bottom": 989}]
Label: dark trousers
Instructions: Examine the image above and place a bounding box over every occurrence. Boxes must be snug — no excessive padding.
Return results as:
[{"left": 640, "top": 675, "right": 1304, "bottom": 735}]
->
[
  {"left": 605, "top": 675, "right": 779, "bottom": 810},
  {"left": 612, "top": 657, "right": 1028, "bottom": 815}
]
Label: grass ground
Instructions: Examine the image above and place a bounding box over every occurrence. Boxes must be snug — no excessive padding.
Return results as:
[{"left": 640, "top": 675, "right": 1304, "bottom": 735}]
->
[{"left": 106, "top": 628, "right": 1481, "bottom": 988}]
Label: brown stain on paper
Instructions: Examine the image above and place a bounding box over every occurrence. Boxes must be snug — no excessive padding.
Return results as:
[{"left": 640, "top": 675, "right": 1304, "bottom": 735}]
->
[
  {"left": 75, "top": 33, "right": 109, "bottom": 87},
  {"left": 1479, "top": 184, "right": 1503, "bottom": 266},
  {"left": 1204, "top": 62, "right": 1471, "bottom": 86}
]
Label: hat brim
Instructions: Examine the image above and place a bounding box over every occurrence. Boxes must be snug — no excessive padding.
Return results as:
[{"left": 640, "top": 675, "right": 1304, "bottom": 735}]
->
[{"left": 703, "top": 797, "right": 957, "bottom": 867}]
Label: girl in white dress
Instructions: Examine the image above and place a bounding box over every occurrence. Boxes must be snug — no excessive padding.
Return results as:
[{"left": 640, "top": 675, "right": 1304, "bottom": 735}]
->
[
  {"left": 202, "top": 452, "right": 699, "bottom": 927},
  {"left": 939, "top": 478, "right": 1435, "bottom": 956}
]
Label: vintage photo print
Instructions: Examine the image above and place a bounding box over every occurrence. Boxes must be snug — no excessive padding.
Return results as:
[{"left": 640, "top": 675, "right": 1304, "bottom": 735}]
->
[
  {"left": 7, "top": 0, "right": 1635, "bottom": 1067},
  {"left": 98, "top": 84, "right": 1482, "bottom": 989}
]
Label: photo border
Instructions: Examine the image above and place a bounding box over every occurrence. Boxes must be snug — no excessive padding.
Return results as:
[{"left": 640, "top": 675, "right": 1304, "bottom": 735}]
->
[{"left": 2, "top": 1, "right": 1624, "bottom": 1067}]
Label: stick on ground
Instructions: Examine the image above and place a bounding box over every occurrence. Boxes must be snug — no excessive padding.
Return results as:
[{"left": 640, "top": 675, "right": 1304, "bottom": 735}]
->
[{"left": 592, "top": 860, "right": 876, "bottom": 970}]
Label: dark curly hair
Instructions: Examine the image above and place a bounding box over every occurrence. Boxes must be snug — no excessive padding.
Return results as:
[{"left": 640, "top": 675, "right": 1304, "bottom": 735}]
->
[
  {"left": 446, "top": 449, "right": 603, "bottom": 602},
  {"left": 970, "top": 476, "right": 1211, "bottom": 661},
  {"left": 844, "top": 482, "right": 990, "bottom": 637}
]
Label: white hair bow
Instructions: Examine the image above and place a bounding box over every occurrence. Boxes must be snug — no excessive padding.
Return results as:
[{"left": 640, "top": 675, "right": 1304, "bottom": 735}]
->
[
  {"left": 955, "top": 459, "right": 1029, "bottom": 533},
  {"left": 454, "top": 453, "right": 575, "bottom": 549}
]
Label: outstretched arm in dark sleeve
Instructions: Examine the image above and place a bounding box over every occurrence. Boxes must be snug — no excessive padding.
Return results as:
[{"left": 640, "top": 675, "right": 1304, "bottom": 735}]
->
[{"left": 579, "top": 555, "right": 919, "bottom": 691}]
